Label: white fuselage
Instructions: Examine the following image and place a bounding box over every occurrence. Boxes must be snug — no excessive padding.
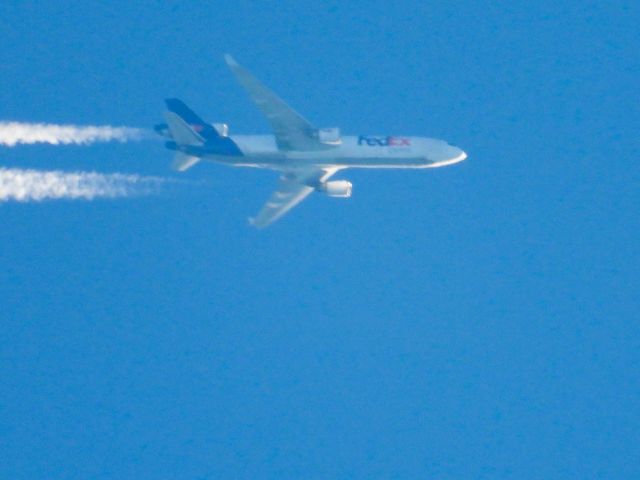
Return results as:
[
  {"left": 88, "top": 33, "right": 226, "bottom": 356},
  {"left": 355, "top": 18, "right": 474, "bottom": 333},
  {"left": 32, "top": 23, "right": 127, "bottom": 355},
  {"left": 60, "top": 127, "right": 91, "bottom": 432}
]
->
[{"left": 202, "top": 134, "right": 467, "bottom": 171}]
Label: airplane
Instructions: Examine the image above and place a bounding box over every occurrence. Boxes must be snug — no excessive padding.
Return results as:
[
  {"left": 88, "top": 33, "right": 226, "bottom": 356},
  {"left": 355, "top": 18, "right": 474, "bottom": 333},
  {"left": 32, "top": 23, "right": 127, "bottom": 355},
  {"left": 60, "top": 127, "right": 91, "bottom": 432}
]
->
[{"left": 155, "top": 54, "right": 467, "bottom": 228}]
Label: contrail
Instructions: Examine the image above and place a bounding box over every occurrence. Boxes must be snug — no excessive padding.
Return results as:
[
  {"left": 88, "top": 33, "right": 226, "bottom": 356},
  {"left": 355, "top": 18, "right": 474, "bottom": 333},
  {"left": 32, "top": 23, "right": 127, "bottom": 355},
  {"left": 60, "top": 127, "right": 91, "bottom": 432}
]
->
[
  {"left": 0, "top": 167, "right": 165, "bottom": 202},
  {"left": 0, "top": 121, "right": 149, "bottom": 147}
]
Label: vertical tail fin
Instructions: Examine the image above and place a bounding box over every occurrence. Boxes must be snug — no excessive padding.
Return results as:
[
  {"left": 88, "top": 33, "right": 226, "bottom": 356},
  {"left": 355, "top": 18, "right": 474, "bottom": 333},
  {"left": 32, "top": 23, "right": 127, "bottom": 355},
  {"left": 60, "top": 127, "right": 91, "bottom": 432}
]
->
[
  {"left": 165, "top": 98, "right": 221, "bottom": 142},
  {"left": 160, "top": 98, "right": 243, "bottom": 170},
  {"left": 162, "top": 104, "right": 204, "bottom": 172}
]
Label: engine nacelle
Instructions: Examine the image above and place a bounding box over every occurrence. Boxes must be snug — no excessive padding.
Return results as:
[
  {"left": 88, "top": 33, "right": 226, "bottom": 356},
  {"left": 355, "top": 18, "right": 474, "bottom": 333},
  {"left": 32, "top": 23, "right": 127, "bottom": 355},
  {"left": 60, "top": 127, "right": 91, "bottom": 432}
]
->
[
  {"left": 319, "top": 180, "right": 352, "bottom": 198},
  {"left": 318, "top": 127, "right": 342, "bottom": 145},
  {"left": 212, "top": 123, "right": 229, "bottom": 137}
]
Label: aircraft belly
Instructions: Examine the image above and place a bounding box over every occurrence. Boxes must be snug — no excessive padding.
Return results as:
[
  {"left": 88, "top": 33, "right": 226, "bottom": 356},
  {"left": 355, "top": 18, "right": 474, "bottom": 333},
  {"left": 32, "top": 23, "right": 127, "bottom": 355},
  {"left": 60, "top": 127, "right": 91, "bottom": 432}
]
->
[
  {"left": 203, "top": 153, "right": 288, "bottom": 169},
  {"left": 331, "top": 156, "right": 429, "bottom": 168},
  {"left": 202, "top": 149, "right": 431, "bottom": 170}
]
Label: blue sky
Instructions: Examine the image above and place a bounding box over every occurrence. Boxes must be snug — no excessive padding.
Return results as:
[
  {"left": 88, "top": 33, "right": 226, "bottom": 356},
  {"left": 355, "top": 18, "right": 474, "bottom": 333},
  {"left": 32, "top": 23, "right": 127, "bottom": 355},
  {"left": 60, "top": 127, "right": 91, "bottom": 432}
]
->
[{"left": 1, "top": 1, "right": 638, "bottom": 478}]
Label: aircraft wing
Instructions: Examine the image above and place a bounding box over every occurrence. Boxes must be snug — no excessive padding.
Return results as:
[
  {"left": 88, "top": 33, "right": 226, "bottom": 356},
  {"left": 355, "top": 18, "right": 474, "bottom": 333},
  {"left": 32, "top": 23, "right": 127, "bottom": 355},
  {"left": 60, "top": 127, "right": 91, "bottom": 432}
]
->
[
  {"left": 251, "top": 168, "right": 338, "bottom": 228},
  {"left": 225, "top": 54, "right": 325, "bottom": 152}
]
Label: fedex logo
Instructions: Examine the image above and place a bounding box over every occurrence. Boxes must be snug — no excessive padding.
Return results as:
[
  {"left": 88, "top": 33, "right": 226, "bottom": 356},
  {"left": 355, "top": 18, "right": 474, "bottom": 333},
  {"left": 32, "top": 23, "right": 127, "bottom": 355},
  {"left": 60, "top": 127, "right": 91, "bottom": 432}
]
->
[{"left": 358, "top": 135, "right": 411, "bottom": 147}]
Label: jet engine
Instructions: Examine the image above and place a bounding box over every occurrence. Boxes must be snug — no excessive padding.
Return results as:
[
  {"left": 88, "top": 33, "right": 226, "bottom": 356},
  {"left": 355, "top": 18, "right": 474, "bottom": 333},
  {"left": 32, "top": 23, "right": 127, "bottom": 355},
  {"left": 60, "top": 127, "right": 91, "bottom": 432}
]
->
[
  {"left": 213, "top": 123, "right": 229, "bottom": 137},
  {"left": 319, "top": 180, "right": 352, "bottom": 198},
  {"left": 318, "top": 127, "right": 342, "bottom": 145}
]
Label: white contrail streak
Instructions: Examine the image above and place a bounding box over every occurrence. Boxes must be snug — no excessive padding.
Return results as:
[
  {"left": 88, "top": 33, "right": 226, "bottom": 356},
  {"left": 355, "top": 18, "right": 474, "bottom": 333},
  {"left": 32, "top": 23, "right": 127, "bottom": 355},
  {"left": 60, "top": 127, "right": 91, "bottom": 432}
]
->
[
  {"left": 0, "top": 168, "right": 164, "bottom": 202},
  {"left": 0, "top": 122, "right": 148, "bottom": 147}
]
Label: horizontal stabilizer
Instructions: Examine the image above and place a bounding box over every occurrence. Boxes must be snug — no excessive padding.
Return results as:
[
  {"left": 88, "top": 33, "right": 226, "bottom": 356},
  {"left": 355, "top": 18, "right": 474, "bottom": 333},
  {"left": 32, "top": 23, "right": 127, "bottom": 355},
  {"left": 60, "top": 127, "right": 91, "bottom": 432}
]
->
[
  {"left": 172, "top": 152, "right": 200, "bottom": 172},
  {"left": 163, "top": 111, "right": 204, "bottom": 146}
]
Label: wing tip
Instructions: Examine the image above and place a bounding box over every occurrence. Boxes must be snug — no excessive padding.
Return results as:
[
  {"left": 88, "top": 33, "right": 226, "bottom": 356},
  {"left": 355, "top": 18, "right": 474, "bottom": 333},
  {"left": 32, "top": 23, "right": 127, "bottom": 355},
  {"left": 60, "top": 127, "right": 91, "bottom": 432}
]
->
[
  {"left": 248, "top": 217, "right": 268, "bottom": 229},
  {"left": 224, "top": 53, "right": 238, "bottom": 67}
]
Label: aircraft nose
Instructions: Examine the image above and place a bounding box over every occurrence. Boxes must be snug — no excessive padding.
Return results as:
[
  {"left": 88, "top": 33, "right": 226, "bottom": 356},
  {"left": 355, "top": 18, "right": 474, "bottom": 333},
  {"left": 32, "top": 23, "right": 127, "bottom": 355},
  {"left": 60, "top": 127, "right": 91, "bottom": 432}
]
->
[
  {"left": 430, "top": 145, "right": 467, "bottom": 166},
  {"left": 453, "top": 148, "right": 467, "bottom": 163}
]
